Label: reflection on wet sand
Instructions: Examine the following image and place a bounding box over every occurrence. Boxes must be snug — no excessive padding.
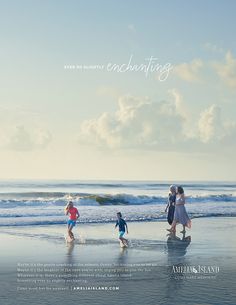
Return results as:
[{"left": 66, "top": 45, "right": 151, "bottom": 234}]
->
[
  {"left": 66, "top": 241, "right": 75, "bottom": 258},
  {"left": 164, "top": 232, "right": 192, "bottom": 301},
  {"left": 167, "top": 232, "right": 191, "bottom": 263}
]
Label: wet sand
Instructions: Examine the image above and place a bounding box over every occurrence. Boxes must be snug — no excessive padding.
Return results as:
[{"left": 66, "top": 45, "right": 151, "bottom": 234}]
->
[{"left": 0, "top": 217, "right": 236, "bottom": 305}]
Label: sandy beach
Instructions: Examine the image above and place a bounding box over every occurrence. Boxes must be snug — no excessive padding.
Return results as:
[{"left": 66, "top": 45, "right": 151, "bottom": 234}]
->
[
  {"left": 0, "top": 217, "right": 236, "bottom": 305},
  {"left": 1, "top": 1, "right": 236, "bottom": 305}
]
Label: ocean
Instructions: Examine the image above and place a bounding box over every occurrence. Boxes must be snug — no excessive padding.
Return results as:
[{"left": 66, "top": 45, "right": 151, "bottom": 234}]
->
[{"left": 0, "top": 180, "right": 235, "bottom": 227}]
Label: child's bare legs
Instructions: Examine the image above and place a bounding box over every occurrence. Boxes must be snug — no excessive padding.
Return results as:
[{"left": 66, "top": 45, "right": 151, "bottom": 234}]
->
[
  {"left": 68, "top": 225, "right": 75, "bottom": 240},
  {"left": 119, "top": 237, "right": 128, "bottom": 246}
]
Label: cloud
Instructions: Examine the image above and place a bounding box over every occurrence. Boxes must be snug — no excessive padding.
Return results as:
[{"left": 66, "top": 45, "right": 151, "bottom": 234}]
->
[
  {"left": 213, "top": 51, "right": 236, "bottom": 88},
  {"left": 198, "top": 105, "right": 223, "bottom": 143},
  {"left": 1, "top": 126, "right": 52, "bottom": 151},
  {"left": 79, "top": 94, "right": 188, "bottom": 150},
  {"left": 79, "top": 94, "right": 236, "bottom": 152},
  {"left": 168, "top": 89, "right": 188, "bottom": 119},
  {"left": 198, "top": 105, "right": 236, "bottom": 144},
  {"left": 174, "top": 59, "right": 203, "bottom": 82}
]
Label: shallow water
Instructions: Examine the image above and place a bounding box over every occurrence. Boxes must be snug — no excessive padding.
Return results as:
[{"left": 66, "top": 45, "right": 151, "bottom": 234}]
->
[
  {"left": 0, "top": 180, "right": 236, "bottom": 227},
  {"left": 0, "top": 218, "right": 236, "bottom": 305}
]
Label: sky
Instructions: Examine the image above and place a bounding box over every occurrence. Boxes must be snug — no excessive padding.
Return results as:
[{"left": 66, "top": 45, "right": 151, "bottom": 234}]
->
[{"left": 0, "top": 0, "right": 236, "bottom": 181}]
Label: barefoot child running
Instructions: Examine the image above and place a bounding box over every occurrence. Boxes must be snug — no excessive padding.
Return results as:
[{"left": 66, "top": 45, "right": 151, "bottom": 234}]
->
[
  {"left": 115, "top": 212, "right": 129, "bottom": 247},
  {"left": 65, "top": 201, "right": 80, "bottom": 241}
]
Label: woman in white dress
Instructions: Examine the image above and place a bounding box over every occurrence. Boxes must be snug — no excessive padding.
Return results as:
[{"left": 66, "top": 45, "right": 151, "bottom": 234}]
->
[{"left": 167, "top": 186, "right": 191, "bottom": 233}]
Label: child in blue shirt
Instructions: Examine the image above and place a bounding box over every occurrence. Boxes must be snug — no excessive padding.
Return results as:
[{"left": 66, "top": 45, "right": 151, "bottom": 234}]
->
[{"left": 115, "top": 212, "right": 129, "bottom": 246}]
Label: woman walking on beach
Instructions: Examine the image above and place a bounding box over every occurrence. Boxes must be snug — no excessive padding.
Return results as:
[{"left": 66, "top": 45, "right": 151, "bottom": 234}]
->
[
  {"left": 165, "top": 185, "right": 176, "bottom": 228},
  {"left": 167, "top": 186, "right": 191, "bottom": 233}
]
